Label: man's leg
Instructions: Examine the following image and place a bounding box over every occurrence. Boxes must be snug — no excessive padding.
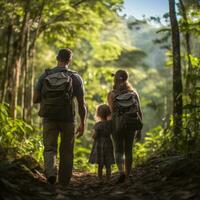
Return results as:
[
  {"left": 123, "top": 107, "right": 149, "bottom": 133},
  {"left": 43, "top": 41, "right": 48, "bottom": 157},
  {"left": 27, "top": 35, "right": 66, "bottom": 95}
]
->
[
  {"left": 58, "top": 122, "right": 75, "bottom": 185},
  {"left": 43, "top": 120, "right": 59, "bottom": 183}
]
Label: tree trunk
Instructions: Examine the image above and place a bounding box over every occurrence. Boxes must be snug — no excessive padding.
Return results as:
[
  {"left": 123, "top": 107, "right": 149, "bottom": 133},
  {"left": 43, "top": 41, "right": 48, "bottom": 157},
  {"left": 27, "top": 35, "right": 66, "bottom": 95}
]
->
[
  {"left": 169, "top": 0, "right": 183, "bottom": 139},
  {"left": 179, "top": 0, "right": 193, "bottom": 89},
  {"left": 0, "top": 25, "right": 12, "bottom": 103},
  {"left": 26, "top": 48, "right": 35, "bottom": 124},
  {"left": 21, "top": 62, "right": 25, "bottom": 118},
  {"left": 26, "top": 0, "right": 45, "bottom": 123},
  {"left": 10, "top": 3, "right": 30, "bottom": 119},
  {"left": 11, "top": 58, "right": 21, "bottom": 118},
  {"left": 22, "top": 23, "right": 30, "bottom": 120}
]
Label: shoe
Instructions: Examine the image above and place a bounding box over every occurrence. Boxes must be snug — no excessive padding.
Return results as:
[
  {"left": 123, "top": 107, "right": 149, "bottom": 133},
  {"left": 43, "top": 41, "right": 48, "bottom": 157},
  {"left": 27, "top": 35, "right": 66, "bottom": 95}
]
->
[
  {"left": 116, "top": 173, "right": 126, "bottom": 184},
  {"left": 47, "top": 176, "right": 56, "bottom": 185}
]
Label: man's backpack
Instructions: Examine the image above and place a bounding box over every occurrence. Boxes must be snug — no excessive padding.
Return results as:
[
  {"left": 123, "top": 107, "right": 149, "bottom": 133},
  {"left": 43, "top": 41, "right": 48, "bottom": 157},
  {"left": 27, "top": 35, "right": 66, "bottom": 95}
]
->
[
  {"left": 113, "top": 91, "right": 143, "bottom": 133},
  {"left": 38, "top": 69, "right": 73, "bottom": 120}
]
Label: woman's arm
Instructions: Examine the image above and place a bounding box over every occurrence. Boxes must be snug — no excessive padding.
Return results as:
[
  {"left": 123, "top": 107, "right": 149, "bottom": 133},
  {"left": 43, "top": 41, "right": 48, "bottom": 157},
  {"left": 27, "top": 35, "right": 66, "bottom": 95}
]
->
[
  {"left": 107, "top": 91, "right": 114, "bottom": 113},
  {"left": 134, "top": 90, "right": 143, "bottom": 120},
  {"left": 92, "top": 130, "right": 97, "bottom": 139}
]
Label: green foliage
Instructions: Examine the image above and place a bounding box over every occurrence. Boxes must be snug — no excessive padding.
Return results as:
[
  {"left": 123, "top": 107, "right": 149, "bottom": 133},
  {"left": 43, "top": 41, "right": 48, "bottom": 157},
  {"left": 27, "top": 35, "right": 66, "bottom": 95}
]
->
[
  {"left": 134, "top": 126, "right": 173, "bottom": 165},
  {"left": 74, "top": 139, "right": 95, "bottom": 172},
  {"left": 0, "top": 103, "right": 43, "bottom": 162},
  {"left": 190, "top": 55, "right": 200, "bottom": 68}
]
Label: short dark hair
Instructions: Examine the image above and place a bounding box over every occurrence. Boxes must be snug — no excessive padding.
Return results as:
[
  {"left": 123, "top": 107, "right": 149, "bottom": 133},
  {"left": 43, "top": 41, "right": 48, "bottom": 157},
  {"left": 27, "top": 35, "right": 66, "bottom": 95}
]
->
[
  {"left": 57, "top": 48, "right": 73, "bottom": 62},
  {"left": 96, "top": 104, "right": 111, "bottom": 121}
]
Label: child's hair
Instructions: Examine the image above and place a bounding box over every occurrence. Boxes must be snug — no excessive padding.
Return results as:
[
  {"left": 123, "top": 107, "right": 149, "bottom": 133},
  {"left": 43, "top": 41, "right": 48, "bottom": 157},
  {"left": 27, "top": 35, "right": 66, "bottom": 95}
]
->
[{"left": 95, "top": 104, "right": 111, "bottom": 121}]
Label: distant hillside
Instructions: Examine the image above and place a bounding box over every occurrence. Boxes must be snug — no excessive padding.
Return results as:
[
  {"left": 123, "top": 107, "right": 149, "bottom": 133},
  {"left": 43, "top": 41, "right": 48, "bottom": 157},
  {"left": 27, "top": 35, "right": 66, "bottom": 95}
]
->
[{"left": 126, "top": 17, "right": 167, "bottom": 69}]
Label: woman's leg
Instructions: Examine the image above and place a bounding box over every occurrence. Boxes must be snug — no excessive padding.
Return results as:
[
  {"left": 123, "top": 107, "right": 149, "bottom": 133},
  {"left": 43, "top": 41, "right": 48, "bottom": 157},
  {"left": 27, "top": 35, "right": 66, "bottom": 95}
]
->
[
  {"left": 113, "top": 133, "right": 126, "bottom": 183},
  {"left": 124, "top": 131, "right": 135, "bottom": 177},
  {"left": 105, "top": 164, "right": 111, "bottom": 181},
  {"left": 113, "top": 133, "right": 124, "bottom": 174},
  {"left": 98, "top": 164, "right": 103, "bottom": 180},
  {"left": 116, "top": 156, "right": 124, "bottom": 174}
]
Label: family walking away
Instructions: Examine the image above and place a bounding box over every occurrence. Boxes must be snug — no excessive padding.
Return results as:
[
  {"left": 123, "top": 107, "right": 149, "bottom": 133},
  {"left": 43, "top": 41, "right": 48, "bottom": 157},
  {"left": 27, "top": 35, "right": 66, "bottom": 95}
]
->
[{"left": 33, "top": 48, "right": 143, "bottom": 186}]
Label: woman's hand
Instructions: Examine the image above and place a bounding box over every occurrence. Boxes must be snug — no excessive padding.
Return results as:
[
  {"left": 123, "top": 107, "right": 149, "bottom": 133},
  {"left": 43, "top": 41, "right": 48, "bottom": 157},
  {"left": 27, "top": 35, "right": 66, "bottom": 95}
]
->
[{"left": 92, "top": 131, "right": 97, "bottom": 139}]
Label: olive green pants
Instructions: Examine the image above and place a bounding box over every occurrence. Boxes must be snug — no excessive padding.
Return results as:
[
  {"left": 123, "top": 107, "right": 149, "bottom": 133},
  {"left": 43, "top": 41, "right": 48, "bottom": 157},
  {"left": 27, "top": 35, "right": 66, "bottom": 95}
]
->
[
  {"left": 112, "top": 131, "right": 135, "bottom": 165},
  {"left": 43, "top": 120, "right": 75, "bottom": 185}
]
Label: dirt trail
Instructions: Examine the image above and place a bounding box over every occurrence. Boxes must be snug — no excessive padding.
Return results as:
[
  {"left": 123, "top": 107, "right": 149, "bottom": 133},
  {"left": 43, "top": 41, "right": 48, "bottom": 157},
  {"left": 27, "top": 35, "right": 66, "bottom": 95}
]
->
[{"left": 0, "top": 155, "right": 200, "bottom": 200}]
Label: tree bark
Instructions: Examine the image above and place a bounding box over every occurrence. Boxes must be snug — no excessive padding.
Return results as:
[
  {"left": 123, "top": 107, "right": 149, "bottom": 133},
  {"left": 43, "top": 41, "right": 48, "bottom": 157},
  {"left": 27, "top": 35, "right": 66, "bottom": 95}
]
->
[
  {"left": 22, "top": 23, "right": 30, "bottom": 120},
  {"left": 26, "top": 48, "right": 35, "bottom": 124},
  {"left": 169, "top": 0, "right": 183, "bottom": 139},
  {"left": 179, "top": 0, "right": 193, "bottom": 89},
  {"left": 0, "top": 25, "right": 12, "bottom": 103},
  {"left": 10, "top": 2, "right": 30, "bottom": 118}
]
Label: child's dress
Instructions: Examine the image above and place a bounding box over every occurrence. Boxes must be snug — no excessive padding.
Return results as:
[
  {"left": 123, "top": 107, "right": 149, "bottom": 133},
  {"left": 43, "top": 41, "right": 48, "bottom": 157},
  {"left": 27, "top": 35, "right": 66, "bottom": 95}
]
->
[{"left": 89, "top": 120, "right": 115, "bottom": 166}]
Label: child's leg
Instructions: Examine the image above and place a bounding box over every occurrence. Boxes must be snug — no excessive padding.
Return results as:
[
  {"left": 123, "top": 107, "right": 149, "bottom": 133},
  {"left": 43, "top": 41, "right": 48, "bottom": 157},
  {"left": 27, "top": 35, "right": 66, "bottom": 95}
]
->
[
  {"left": 105, "top": 164, "right": 111, "bottom": 181},
  {"left": 98, "top": 164, "right": 103, "bottom": 180}
]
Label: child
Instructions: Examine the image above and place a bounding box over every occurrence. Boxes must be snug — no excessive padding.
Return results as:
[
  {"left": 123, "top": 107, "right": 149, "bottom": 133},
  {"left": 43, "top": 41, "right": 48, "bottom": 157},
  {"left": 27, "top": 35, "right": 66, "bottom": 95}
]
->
[{"left": 89, "top": 104, "right": 115, "bottom": 181}]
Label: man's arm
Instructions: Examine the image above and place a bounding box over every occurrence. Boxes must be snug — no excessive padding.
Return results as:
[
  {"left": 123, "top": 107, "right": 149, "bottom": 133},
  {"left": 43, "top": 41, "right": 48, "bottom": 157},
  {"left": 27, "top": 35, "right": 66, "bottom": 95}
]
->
[
  {"left": 76, "top": 95, "right": 87, "bottom": 138},
  {"left": 33, "top": 90, "right": 41, "bottom": 104},
  {"left": 33, "top": 73, "right": 45, "bottom": 104}
]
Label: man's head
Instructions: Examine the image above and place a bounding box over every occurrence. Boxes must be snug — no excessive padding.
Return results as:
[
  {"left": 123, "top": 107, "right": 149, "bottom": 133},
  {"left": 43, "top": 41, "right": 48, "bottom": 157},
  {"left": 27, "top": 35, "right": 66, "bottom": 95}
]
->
[{"left": 56, "top": 48, "right": 73, "bottom": 65}]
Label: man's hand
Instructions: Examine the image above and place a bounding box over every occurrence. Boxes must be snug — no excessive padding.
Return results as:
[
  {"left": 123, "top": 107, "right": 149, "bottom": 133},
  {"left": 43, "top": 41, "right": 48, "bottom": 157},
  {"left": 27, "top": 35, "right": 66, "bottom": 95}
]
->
[
  {"left": 33, "top": 91, "right": 41, "bottom": 104},
  {"left": 135, "top": 130, "right": 142, "bottom": 142},
  {"left": 76, "top": 94, "right": 86, "bottom": 138},
  {"left": 76, "top": 123, "right": 85, "bottom": 138}
]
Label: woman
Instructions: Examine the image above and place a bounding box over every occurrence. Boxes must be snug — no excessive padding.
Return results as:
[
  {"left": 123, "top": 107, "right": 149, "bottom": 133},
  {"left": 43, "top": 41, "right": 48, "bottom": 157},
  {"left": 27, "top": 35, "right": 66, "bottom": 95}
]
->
[{"left": 107, "top": 69, "right": 142, "bottom": 183}]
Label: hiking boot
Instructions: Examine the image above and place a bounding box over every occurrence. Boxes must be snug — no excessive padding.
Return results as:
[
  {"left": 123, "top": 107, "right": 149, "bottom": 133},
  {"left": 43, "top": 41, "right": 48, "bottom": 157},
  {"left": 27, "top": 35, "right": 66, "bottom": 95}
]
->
[
  {"left": 47, "top": 176, "right": 56, "bottom": 185},
  {"left": 116, "top": 173, "right": 126, "bottom": 184}
]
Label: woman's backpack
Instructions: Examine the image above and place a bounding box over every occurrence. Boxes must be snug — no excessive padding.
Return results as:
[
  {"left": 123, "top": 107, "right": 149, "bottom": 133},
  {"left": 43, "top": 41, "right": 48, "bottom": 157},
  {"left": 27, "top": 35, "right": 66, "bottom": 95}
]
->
[
  {"left": 113, "top": 91, "right": 143, "bottom": 133},
  {"left": 38, "top": 69, "right": 73, "bottom": 120}
]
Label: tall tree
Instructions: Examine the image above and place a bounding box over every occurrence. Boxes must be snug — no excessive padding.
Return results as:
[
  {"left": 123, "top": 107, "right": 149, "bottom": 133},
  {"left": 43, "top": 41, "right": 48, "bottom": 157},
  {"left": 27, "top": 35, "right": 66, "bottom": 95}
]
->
[
  {"left": 179, "top": 0, "right": 192, "bottom": 89},
  {"left": 169, "top": 0, "right": 183, "bottom": 140}
]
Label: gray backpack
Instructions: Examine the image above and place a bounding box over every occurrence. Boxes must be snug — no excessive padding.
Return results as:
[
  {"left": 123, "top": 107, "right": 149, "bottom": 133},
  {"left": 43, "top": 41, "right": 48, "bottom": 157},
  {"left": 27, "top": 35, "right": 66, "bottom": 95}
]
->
[
  {"left": 39, "top": 69, "right": 73, "bottom": 120},
  {"left": 113, "top": 91, "right": 143, "bottom": 132}
]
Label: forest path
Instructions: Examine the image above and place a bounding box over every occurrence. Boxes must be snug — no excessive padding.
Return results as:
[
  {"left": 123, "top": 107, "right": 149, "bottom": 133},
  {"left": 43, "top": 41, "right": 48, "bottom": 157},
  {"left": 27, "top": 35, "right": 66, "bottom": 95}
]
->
[{"left": 0, "top": 155, "right": 200, "bottom": 200}]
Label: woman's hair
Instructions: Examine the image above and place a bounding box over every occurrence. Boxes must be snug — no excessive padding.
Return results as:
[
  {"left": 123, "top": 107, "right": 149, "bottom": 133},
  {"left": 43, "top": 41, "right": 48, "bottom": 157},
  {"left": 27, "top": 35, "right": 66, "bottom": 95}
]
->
[
  {"left": 95, "top": 104, "right": 111, "bottom": 121},
  {"left": 113, "top": 69, "right": 133, "bottom": 92}
]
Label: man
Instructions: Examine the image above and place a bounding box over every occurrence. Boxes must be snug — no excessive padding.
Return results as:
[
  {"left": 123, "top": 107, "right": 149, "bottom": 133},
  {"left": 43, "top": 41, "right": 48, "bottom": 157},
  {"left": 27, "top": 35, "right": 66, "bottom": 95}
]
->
[{"left": 33, "top": 48, "right": 87, "bottom": 186}]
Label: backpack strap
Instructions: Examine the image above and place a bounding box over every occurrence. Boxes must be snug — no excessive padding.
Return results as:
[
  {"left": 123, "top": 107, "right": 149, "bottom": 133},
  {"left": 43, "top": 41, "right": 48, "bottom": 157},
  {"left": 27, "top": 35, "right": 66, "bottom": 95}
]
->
[
  {"left": 44, "top": 68, "right": 76, "bottom": 79},
  {"left": 60, "top": 68, "right": 77, "bottom": 78},
  {"left": 44, "top": 68, "right": 51, "bottom": 76},
  {"left": 113, "top": 89, "right": 130, "bottom": 99}
]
